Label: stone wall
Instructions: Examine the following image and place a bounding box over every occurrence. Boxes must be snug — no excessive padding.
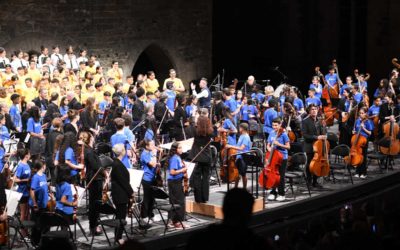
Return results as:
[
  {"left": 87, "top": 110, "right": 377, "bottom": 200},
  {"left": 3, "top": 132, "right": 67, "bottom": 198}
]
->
[{"left": 0, "top": 0, "right": 212, "bottom": 85}]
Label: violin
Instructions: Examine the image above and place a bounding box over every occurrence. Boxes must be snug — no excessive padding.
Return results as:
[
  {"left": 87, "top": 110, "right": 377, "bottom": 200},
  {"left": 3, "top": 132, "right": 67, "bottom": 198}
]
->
[
  {"left": 344, "top": 118, "right": 368, "bottom": 167},
  {"left": 309, "top": 115, "right": 330, "bottom": 177},
  {"left": 258, "top": 128, "right": 283, "bottom": 189},
  {"left": 380, "top": 106, "right": 400, "bottom": 155},
  {"left": 284, "top": 103, "right": 296, "bottom": 142}
]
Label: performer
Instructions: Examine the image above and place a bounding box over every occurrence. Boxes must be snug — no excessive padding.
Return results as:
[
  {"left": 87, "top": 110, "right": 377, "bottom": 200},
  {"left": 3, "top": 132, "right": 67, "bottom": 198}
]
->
[
  {"left": 337, "top": 88, "right": 355, "bottom": 146},
  {"left": 0, "top": 171, "right": 7, "bottom": 247},
  {"left": 45, "top": 118, "right": 63, "bottom": 185},
  {"left": 223, "top": 88, "right": 239, "bottom": 125},
  {"left": 140, "top": 139, "right": 158, "bottom": 220},
  {"left": 29, "top": 161, "right": 49, "bottom": 245},
  {"left": 379, "top": 92, "right": 399, "bottom": 138},
  {"left": 352, "top": 107, "right": 373, "bottom": 179},
  {"left": 56, "top": 132, "right": 84, "bottom": 183},
  {"left": 225, "top": 123, "right": 252, "bottom": 189},
  {"left": 309, "top": 76, "right": 323, "bottom": 99},
  {"left": 111, "top": 143, "right": 134, "bottom": 245},
  {"left": 263, "top": 99, "right": 278, "bottom": 140},
  {"left": 302, "top": 104, "right": 326, "bottom": 188},
  {"left": 189, "top": 116, "right": 213, "bottom": 203},
  {"left": 305, "top": 88, "right": 322, "bottom": 108},
  {"left": 55, "top": 168, "right": 76, "bottom": 224},
  {"left": 110, "top": 118, "right": 132, "bottom": 169},
  {"left": 219, "top": 107, "right": 238, "bottom": 147},
  {"left": 190, "top": 77, "right": 211, "bottom": 109},
  {"left": 166, "top": 142, "right": 187, "bottom": 229},
  {"left": 211, "top": 91, "right": 225, "bottom": 124},
  {"left": 173, "top": 94, "right": 188, "bottom": 141},
  {"left": 265, "top": 118, "right": 290, "bottom": 201}
]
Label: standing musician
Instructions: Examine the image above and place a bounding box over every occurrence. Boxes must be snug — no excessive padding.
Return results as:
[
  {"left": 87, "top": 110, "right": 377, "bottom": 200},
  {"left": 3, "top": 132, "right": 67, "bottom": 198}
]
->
[
  {"left": 352, "top": 107, "right": 373, "bottom": 179},
  {"left": 166, "top": 142, "right": 188, "bottom": 229},
  {"left": 225, "top": 123, "right": 252, "bottom": 189},
  {"left": 189, "top": 116, "right": 213, "bottom": 203},
  {"left": 282, "top": 102, "right": 302, "bottom": 141},
  {"left": 218, "top": 107, "right": 238, "bottom": 147},
  {"left": 111, "top": 144, "right": 134, "bottom": 245},
  {"left": 337, "top": 88, "right": 356, "bottom": 146},
  {"left": 302, "top": 104, "right": 326, "bottom": 188},
  {"left": 110, "top": 118, "right": 133, "bottom": 169},
  {"left": 80, "top": 131, "right": 104, "bottom": 235},
  {"left": 190, "top": 77, "right": 211, "bottom": 109},
  {"left": 266, "top": 118, "right": 290, "bottom": 202},
  {"left": 378, "top": 92, "right": 399, "bottom": 138},
  {"left": 325, "top": 65, "right": 340, "bottom": 92},
  {"left": 309, "top": 76, "right": 323, "bottom": 99},
  {"left": 29, "top": 161, "right": 49, "bottom": 245},
  {"left": 45, "top": 118, "right": 63, "bottom": 185},
  {"left": 263, "top": 98, "right": 279, "bottom": 140},
  {"left": 223, "top": 88, "right": 239, "bottom": 126},
  {"left": 211, "top": 91, "right": 225, "bottom": 124},
  {"left": 173, "top": 94, "right": 189, "bottom": 141},
  {"left": 290, "top": 87, "right": 305, "bottom": 115},
  {"left": 140, "top": 139, "right": 158, "bottom": 221}
]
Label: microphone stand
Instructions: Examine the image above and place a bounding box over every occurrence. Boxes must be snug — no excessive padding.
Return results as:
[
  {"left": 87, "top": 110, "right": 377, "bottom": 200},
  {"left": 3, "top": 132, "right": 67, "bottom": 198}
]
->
[{"left": 157, "top": 107, "right": 169, "bottom": 133}]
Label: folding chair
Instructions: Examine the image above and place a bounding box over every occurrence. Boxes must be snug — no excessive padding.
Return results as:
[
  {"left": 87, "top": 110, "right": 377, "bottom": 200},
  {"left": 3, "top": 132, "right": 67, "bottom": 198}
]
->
[
  {"left": 285, "top": 152, "right": 311, "bottom": 199},
  {"left": 152, "top": 186, "right": 184, "bottom": 235},
  {"left": 38, "top": 212, "right": 73, "bottom": 248},
  {"left": 243, "top": 148, "right": 264, "bottom": 198},
  {"left": 330, "top": 144, "right": 353, "bottom": 184},
  {"left": 7, "top": 215, "right": 35, "bottom": 249},
  {"left": 90, "top": 202, "right": 130, "bottom": 248},
  {"left": 209, "top": 145, "right": 221, "bottom": 186}
]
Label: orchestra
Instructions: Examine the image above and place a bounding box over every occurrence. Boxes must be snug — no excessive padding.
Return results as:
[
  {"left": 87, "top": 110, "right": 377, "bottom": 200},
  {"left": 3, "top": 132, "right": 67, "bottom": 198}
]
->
[{"left": 0, "top": 44, "right": 399, "bottom": 248}]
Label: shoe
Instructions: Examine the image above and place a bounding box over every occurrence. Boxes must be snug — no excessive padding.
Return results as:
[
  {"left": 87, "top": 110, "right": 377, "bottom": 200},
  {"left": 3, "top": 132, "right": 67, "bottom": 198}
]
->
[
  {"left": 276, "top": 195, "right": 286, "bottom": 202},
  {"left": 360, "top": 174, "right": 367, "bottom": 179},
  {"left": 174, "top": 223, "right": 185, "bottom": 230},
  {"left": 354, "top": 174, "right": 360, "bottom": 178},
  {"left": 312, "top": 183, "right": 323, "bottom": 189},
  {"left": 267, "top": 194, "right": 276, "bottom": 201}
]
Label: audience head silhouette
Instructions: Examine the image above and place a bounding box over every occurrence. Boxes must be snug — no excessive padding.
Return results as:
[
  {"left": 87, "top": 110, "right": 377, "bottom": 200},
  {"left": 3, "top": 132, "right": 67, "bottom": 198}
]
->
[{"left": 223, "top": 188, "right": 254, "bottom": 226}]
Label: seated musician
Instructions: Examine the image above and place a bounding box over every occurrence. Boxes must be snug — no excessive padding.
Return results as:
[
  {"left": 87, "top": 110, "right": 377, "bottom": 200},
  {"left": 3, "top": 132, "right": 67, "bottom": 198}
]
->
[
  {"left": 290, "top": 87, "right": 305, "bottom": 115},
  {"left": 340, "top": 76, "right": 353, "bottom": 96},
  {"left": 166, "top": 142, "right": 188, "bottom": 229},
  {"left": 351, "top": 84, "right": 363, "bottom": 104},
  {"left": 218, "top": 107, "right": 238, "bottom": 151},
  {"left": 225, "top": 123, "right": 252, "bottom": 189},
  {"left": 110, "top": 118, "right": 133, "bottom": 169},
  {"left": 325, "top": 65, "right": 339, "bottom": 91},
  {"left": 140, "top": 139, "right": 158, "bottom": 221},
  {"left": 55, "top": 169, "right": 76, "bottom": 224},
  {"left": 266, "top": 118, "right": 290, "bottom": 202},
  {"left": 352, "top": 107, "right": 373, "bottom": 179}
]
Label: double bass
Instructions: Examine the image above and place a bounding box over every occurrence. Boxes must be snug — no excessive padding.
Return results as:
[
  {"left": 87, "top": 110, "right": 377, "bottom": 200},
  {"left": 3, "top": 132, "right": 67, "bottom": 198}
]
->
[
  {"left": 316, "top": 67, "right": 338, "bottom": 126},
  {"left": 380, "top": 108, "right": 400, "bottom": 155},
  {"left": 309, "top": 115, "right": 330, "bottom": 177},
  {"left": 344, "top": 118, "right": 368, "bottom": 167},
  {"left": 258, "top": 128, "right": 283, "bottom": 189},
  {"left": 219, "top": 131, "right": 239, "bottom": 183}
]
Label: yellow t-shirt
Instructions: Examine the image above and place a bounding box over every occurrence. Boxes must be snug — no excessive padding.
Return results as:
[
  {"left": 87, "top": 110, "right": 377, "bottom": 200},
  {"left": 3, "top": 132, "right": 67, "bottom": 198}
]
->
[
  {"left": 103, "top": 84, "right": 115, "bottom": 96},
  {"left": 163, "top": 77, "right": 184, "bottom": 93},
  {"left": 27, "top": 69, "right": 42, "bottom": 84},
  {"left": 81, "top": 91, "right": 95, "bottom": 105},
  {"left": 21, "top": 87, "right": 38, "bottom": 103},
  {"left": 107, "top": 68, "right": 123, "bottom": 82},
  {"left": 145, "top": 78, "right": 160, "bottom": 93},
  {"left": 94, "top": 91, "right": 104, "bottom": 105},
  {"left": 93, "top": 73, "right": 103, "bottom": 84},
  {"left": 122, "top": 83, "right": 131, "bottom": 94},
  {"left": 86, "top": 65, "right": 96, "bottom": 74}
]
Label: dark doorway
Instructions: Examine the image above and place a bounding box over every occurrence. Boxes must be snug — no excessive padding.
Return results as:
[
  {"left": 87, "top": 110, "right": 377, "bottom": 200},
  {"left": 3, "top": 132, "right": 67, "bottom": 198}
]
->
[{"left": 131, "top": 44, "right": 175, "bottom": 86}]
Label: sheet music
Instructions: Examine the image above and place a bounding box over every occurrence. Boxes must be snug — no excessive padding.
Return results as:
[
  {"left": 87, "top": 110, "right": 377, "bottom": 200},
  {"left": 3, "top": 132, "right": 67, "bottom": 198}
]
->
[
  {"left": 128, "top": 169, "right": 144, "bottom": 193},
  {"left": 72, "top": 185, "right": 86, "bottom": 207},
  {"left": 183, "top": 161, "right": 196, "bottom": 179},
  {"left": 159, "top": 138, "right": 194, "bottom": 153},
  {"left": 5, "top": 190, "right": 23, "bottom": 216}
]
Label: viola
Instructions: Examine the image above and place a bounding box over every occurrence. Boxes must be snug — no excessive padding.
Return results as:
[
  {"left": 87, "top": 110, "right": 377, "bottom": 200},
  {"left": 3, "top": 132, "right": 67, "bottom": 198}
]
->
[
  {"left": 344, "top": 119, "right": 368, "bottom": 167},
  {"left": 219, "top": 131, "right": 239, "bottom": 183},
  {"left": 47, "top": 186, "right": 57, "bottom": 212},
  {"left": 380, "top": 109, "right": 400, "bottom": 155},
  {"left": 79, "top": 143, "right": 86, "bottom": 181},
  {"left": 182, "top": 160, "right": 189, "bottom": 196},
  {"left": 309, "top": 116, "right": 330, "bottom": 177},
  {"left": 258, "top": 128, "right": 283, "bottom": 189}
]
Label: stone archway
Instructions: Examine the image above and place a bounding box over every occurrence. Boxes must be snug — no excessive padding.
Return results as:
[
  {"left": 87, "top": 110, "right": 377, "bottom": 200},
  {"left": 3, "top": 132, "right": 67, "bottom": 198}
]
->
[{"left": 131, "top": 44, "right": 175, "bottom": 84}]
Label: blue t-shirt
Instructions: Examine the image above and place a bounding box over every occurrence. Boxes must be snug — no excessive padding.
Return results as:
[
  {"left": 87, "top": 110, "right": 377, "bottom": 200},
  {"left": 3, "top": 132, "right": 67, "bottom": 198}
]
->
[
  {"left": 55, "top": 182, "right": 74, "bottom": 215},
  {"left": 305, "top": 97, "right": 322, "bottom": 107},
  {"left": 125, "top": 102, "right": 133, "bottom": 115},
  {"left": 27, "top": 117, "right": 42, "bottom": 134},
  {"left": 185, "top": 105, "right": 195, "bottom": 118},
  {"left": 325, "top": 73, "right": 338, "bottom": 87},
  {"left": 16, "top": 162, "right": 31, "bottom": 197},
  {"left": 65, "top": 147, "right": 79, "bottom": 176},
  {"left": 0, "top": 148, "right": 4, "bottom": 173},
  {"left": 340, "top": 83, "right": 351, "bottom": 96},
  {"left": 60, "top": 105, "right": 68, "bottom": 116},
  {"left": 222, "top": 118, "right": 237, "bottom": 145},
  {"left": 293, "top": 98, "right": 304, "bottom": 112},
  {"left": 144, "top": 129, "right": 155, "bottom": 141},
  {"left": 0, "top": 125, "right": 10, "bottom": 142},
  {"left": 110, "top": 132, "right": 132, "bottom": 169},
  {"left": 236, "top": 134, "right": 252, "bottom": 160},
  {"left": 263, "top": 108, "right": 278, "bottom": 133},
  {"left": 354, "top": 93, "right": 363, "bottom": 104},
  {"left": 368, "top": 105, "right": 380, "bottom": 117},
  {"left": 141, "top": 149, "right": 156, "bottom": 182},
  {"left": 9, "top": 104, "right": 21, "bottom": 130},
  {"left": 165, "top": 90, "right": 176, "bottom": 112},
  {"left": 251, "top": 93, "right": 265, "bottom": 104},
  {"left": 29, "top": 173, "right": 48, "bottom": 208},
  {"left": 359, "top": 81, "right": 368, "bottom": 90},
  {"left": 267, "top": 130, "right": 290, "bottom": 160},
  {"left": 225, "top": 98, "right": 238, "bottom": 122},
  {"left": 309, "top": 83, "right": 323, "bottom": 99},
  {"left": 354, "top": 118, "right": 373, "bottom": 139},
  {"left": 99, "top": 100, "right": 109, "bottom": 119},
  {"left": 123, "top": 127, "right": 135, "bottom": 143},
  {"left": 168, "top": 155, "right": 184, "bottom": 181},
  {"left": 240, "top": 105, "right": 258, "bottom": 121}
]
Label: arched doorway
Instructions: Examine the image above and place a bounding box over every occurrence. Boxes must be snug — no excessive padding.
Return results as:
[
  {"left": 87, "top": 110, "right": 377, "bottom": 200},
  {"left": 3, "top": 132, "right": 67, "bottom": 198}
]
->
[{"left": 131, "top": 44, "right": 175, "bottom": 86}]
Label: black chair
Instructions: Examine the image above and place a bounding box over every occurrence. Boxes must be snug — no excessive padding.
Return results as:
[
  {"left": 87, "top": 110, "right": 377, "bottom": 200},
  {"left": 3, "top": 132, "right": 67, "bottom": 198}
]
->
[
  {"left": 285, "top": 152, "right": 311, "bottom": 199},
  {"left": 209, "top": 145, "right": 221, "bottom": 187},
  {"left": 38, "top": 212, "right": 73, "bottom": 248},
  {"left": 152, "top": 186, "right": 184, "bottom": 235},
  {"left": 8, "top": 215, "right": 35, "bottom": 249},
  {"left": 368, "top": 138, "right": 396, "bottom": 172},
  {"left": 330, "top": 144, "right": 353, "bottom": 184},
  {"left": 90, "top": 202, "right": 130, "bottom": 248},
  {"left": 243, "top": 148, "right": 264, "bottom": 198}
]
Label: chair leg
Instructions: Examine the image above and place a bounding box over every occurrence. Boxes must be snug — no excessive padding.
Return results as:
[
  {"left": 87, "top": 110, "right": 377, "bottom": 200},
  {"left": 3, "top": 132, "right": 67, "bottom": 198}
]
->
[
  {"left": 303, "top": 173, "right": 311, "bottom": 197},
  {"left": 101, "top": 224, "right": 112, "bottom": 246},
  {"left": 290, "top": 178, "right": 295, "bottom": 200},
  {"left": 76, "top": 219, "right": 89, "bottom": 241},
  {"left": 347, "top": 165, "right": 354, "bottom": 185}
]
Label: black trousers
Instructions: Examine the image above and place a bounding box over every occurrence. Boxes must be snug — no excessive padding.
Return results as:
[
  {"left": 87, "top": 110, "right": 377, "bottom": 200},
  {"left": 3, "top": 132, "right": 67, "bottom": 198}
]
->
[
  {"left": 270, "top": 159, "right": 288, "bottom": 196},
  {"left": 114, "top": 203, "right": 127, "bottom": 241},
  {"left": 192, "top": 162, "right": 210, "bottom": 203},
  {"left": 305, "top": 152, "right": 318, "bottom": 185},
  {"left": 355, "top": 146, "right": 368, "bottom": 175},
  {"left": 31, "top": 207, "right": 48, "bottom": 246},
  {"left": 167, "top": 179, "right": 185, "bottom": 223},
  {"left": 89, "top": 179, "right": 102, "bottom": 230},
  {"left": 141, "top": 180, "right": 155, "bottom": 218}
]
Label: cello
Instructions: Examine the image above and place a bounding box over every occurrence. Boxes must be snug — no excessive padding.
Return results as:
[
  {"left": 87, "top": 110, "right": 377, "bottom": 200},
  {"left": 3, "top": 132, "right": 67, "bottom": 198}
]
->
[
  {"left": 344, "top": 117, "right": 368, "bottom": 167},
  {"left": 379, "top": 107, "right": 400, "bottom": 156},
  {"left": 309, "top": 115, "right": 330, "bottom": 177},
  {"left": 219, "top": 131, "right": 239, "bottom": 183},
  {"left": 258, "top": 128, "right": 284, "bottom": 189}
]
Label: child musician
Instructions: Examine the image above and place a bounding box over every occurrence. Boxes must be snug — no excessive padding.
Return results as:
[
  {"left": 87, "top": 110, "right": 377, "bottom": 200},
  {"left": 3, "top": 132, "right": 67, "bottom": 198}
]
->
[
  {"left": 55, "top": 169, "right": 76, "bottom": 225},
  {"left": 266, "top": 118, "right": 290, "bottom": 202},
  {"left": 225, "top": 123, "right": 252, "bottom": 189},
  {"left": 353, "top": 107, "right": 373, "bottom": 179},
  {"left": 166, "top": 142, "right": 188, "bottom": 229}
]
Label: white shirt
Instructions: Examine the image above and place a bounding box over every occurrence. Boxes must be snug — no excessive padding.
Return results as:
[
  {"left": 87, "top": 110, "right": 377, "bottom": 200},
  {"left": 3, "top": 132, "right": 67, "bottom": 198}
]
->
[
  {"left": 38, "top": 54, "right": 49, "bottom": 69},
  {"left": 64, "top": 57, "right": 79, "bottom": 70},
  {"left": 0, "top": 57, "right": 10, "bottom": 72},
  {"left": 11, "top": 58, "right": 28, "bottom": 73},
  {"left": 192, "top": 87, "right": 209, "bottom": 99},
  {"left": 76, "top": 56, "right": 88, "bottom": 65},
  {"left": 51, "top": 53, "right": 63, "bottom": 66}
]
